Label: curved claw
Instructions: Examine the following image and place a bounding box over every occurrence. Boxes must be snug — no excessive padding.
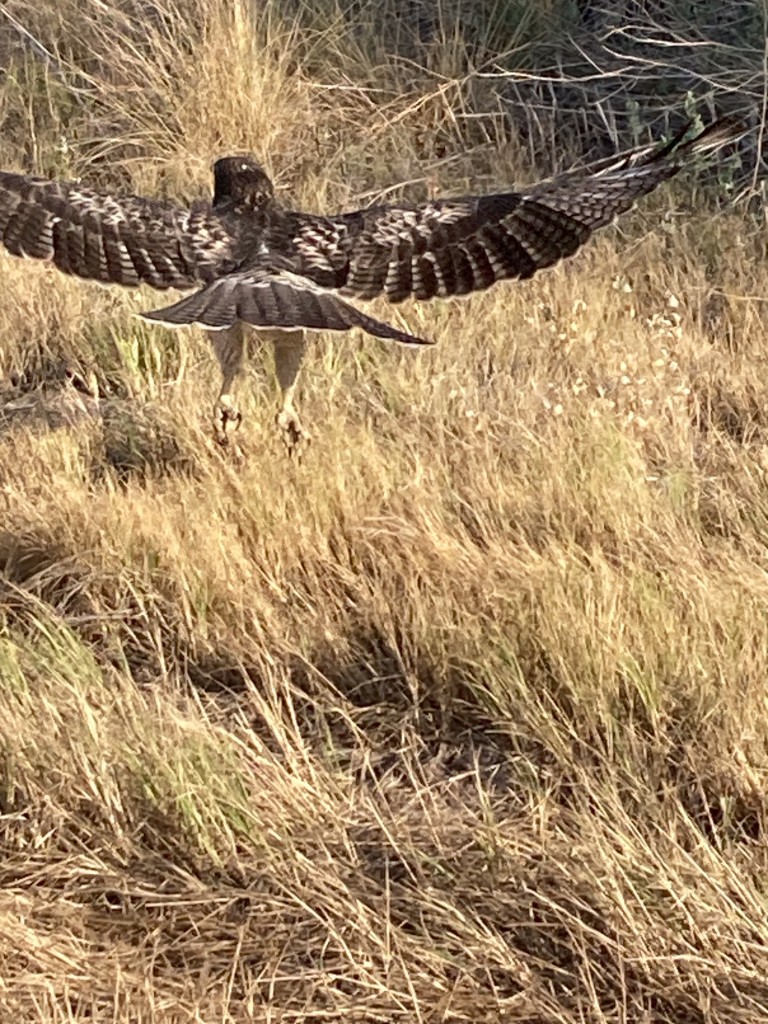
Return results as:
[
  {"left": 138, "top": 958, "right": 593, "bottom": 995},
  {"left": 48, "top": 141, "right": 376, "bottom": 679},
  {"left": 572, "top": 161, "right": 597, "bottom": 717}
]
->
[
  {"left": 276, "top": 407, "right": 311, "bottom": 457},
  {"left": 214, "top": 397, "right": 243, "bottom": 446}
]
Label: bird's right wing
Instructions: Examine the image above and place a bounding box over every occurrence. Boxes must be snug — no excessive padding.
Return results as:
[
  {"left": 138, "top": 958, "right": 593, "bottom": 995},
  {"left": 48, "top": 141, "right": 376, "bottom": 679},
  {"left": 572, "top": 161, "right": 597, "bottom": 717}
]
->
[
  {"left": 296, "top": 115, "right": 746, "bottom": 305},
  {"left": 0, "top": 172, "right": 235, "bottom": 290},
  {"left": 139, "top": 267, "right": 431, "bottom": 345}
]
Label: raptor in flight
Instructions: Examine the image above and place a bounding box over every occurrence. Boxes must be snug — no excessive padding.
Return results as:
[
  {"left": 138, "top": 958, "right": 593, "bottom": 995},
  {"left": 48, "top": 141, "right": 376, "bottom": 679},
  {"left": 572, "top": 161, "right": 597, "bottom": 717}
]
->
[{"left": 0, "top": 115, "right": 744, "bottom": 449}]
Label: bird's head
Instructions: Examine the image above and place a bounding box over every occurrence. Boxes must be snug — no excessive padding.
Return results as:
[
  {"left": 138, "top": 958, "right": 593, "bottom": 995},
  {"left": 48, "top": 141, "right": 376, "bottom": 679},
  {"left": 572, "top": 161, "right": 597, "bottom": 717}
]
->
[{"left": 212, "top": 155, "right": 275, "bottom": 210}]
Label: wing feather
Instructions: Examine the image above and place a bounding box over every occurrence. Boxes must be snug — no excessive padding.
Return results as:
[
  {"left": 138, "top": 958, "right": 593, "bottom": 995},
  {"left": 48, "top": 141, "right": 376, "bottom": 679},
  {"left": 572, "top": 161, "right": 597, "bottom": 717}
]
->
[
  {"left": 290, "top": 114, "right": 745, "bottom": 305},
  {"left": 0, "top": 172, "right": 235, "bottom": 290}
]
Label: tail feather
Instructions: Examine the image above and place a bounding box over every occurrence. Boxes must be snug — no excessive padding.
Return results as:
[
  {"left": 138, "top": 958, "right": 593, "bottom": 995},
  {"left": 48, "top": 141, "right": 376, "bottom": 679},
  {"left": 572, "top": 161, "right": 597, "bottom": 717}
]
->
[{"left": 139, "top": 269, "right": 433, "bottom": 346}]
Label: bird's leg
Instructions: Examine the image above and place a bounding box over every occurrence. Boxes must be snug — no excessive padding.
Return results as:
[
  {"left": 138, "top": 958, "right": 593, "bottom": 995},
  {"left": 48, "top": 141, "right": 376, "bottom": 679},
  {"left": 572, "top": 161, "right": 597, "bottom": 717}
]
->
[
  {"left": 271, "top": 330, "right": 309, "bottom": 454},
  {"left": 208, "top": 324, "right": 246, "bottom": 444}
]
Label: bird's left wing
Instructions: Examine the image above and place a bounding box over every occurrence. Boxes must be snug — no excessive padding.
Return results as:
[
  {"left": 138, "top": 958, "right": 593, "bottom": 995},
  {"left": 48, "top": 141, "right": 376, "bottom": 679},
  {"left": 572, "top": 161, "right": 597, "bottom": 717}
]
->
[{"left": 0, "top": 172, "right": 235, "bottom": 290}]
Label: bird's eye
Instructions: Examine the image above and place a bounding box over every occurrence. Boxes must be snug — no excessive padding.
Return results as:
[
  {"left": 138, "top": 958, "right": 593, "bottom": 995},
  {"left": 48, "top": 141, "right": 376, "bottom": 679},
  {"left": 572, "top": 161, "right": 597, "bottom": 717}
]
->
[{"left": 240, "top": 162, "right": 249, "bottom": 171}]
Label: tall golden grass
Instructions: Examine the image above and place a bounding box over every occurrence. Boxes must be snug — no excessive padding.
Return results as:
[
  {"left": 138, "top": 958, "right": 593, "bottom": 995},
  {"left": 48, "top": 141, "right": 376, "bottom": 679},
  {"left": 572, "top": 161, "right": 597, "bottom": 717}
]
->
[{"left": 0, "top": 0, "right": 766, "bottom": 1019}]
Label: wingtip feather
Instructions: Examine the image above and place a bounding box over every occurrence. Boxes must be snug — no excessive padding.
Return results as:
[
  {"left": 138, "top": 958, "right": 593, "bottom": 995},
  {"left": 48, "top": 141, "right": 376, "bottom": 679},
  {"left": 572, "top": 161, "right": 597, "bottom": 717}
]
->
[{"left": 677, "top": 114, "right": 751, "bottom": 156}]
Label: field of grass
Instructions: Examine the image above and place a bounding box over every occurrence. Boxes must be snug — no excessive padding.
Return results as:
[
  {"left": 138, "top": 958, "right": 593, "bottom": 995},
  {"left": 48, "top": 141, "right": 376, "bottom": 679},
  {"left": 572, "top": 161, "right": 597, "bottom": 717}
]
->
[{"left": 0, "top": 0, "right": 767, "bottom": 1020}]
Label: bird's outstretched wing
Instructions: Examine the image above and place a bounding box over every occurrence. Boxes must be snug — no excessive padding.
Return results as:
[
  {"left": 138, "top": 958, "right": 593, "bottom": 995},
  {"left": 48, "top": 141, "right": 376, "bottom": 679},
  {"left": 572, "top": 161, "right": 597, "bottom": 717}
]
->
[
  {"left": 293, "top": 115, "right": 746, "bottom": 304},
  {"left": 0, "top": 173, "right": 234, "bottom": 290},
  {"left": 139, "top": 268, "right": 430, "bottom": 345}
]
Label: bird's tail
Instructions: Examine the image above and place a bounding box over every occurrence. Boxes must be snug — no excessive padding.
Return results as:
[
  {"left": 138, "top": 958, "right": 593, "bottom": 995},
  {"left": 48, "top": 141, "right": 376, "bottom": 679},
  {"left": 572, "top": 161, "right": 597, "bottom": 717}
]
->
[{"left": 140, "top": 270, "right": 434, "bottom": 346}]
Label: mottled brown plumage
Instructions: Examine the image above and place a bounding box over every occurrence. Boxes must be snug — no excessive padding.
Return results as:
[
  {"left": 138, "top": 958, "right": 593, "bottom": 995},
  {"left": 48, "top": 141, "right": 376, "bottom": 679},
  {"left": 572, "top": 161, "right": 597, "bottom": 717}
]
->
[{"left": 0, "top": 115, "right": 746, "bottom": 448}]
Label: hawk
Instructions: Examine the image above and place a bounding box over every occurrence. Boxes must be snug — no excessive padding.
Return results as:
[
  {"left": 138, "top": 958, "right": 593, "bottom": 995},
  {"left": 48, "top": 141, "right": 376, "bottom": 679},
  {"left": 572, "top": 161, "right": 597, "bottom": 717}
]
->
[{"left": 0, "top": 115, "right": 745, "bottom": 450}]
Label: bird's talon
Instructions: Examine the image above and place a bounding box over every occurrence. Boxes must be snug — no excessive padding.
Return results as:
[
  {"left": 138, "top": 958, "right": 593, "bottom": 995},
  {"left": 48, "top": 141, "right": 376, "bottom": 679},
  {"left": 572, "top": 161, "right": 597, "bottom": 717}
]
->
[
  {"left": 214, "top": 403, "right": 242, "bottom": 446},
  {"left": 276, "top": 409, "right": 310, "bottom": 457}
]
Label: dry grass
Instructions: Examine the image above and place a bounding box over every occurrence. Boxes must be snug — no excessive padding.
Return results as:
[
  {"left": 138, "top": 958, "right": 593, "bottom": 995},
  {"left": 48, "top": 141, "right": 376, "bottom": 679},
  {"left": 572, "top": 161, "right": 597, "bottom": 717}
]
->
[{"left": 0, "top": 0, "right": 766, "bottom": 1020}]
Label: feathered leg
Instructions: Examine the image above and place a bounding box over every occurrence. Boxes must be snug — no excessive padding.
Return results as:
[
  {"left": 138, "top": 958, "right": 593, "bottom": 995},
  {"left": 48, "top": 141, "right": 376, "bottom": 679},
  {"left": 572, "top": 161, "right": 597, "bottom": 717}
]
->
[
  {"left": 208, "top": 324, "right": 246, "bottom": 444},
  {"left": 207, "top": 325, "right": 308, "bottom": 451},
  {"left": 271, "top": 330, "right": 309, "bottom": 453}
]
